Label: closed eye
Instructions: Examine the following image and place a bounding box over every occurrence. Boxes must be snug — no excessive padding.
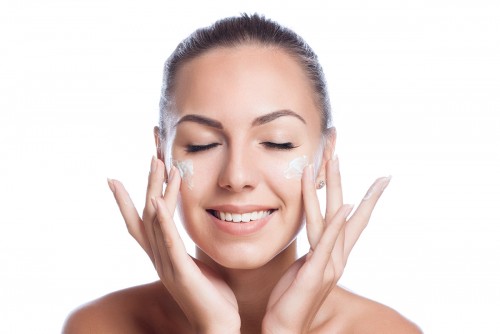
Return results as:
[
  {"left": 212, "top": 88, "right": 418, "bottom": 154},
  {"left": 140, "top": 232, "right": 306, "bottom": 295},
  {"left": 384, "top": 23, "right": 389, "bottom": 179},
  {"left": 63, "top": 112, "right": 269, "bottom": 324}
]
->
[
  {"left": 261, "top": 142, "right": 297, "bottom": 150},
  {"left": 185, "top": 143, "right": 221, "bottom": 153}
]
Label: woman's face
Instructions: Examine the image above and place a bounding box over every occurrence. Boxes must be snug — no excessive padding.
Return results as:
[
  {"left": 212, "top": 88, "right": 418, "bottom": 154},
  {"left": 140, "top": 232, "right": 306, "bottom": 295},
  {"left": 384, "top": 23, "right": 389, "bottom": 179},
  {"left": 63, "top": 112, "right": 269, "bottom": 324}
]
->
[{"left": 167, "top": 45, "right": 325, "bottom": 269}]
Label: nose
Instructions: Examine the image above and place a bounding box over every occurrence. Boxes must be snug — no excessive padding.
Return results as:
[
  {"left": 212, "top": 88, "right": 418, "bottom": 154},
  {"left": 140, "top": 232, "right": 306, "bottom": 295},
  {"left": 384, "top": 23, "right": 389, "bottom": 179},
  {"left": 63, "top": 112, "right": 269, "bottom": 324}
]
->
[{"left": 217, "top": 146, "right": 258, "bottom": 192}]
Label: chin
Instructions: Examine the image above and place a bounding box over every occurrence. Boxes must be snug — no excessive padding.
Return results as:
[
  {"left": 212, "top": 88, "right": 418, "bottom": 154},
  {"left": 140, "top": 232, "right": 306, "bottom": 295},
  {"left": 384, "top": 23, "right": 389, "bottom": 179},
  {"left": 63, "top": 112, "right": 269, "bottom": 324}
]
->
[
  {"left": 196, "top": 235, "right": 299, "bottom": 271},
  {"left": 217, "top": 258, "right": 268, "bottom": 270},
  {"left": 198, "top": 243, "right": 275, "bottom": 270}
]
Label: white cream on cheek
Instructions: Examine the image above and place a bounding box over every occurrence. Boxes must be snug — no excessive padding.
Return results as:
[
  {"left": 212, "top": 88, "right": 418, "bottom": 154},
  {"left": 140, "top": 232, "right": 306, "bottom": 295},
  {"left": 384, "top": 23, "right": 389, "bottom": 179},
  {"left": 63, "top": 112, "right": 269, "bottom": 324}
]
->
[
  {"left": 283, "top": 155, "right": 309, "bottom": 179},
  {"left": 173, "top": 159, "right": 194, "bottom": 190}
]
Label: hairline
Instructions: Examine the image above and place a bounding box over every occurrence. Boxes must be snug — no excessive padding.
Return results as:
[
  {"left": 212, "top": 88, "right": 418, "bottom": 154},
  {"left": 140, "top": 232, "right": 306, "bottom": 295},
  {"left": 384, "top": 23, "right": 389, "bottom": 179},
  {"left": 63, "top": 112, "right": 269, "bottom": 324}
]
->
[{"left": 165, "top": 42, "right": 327, "bottom": 129}]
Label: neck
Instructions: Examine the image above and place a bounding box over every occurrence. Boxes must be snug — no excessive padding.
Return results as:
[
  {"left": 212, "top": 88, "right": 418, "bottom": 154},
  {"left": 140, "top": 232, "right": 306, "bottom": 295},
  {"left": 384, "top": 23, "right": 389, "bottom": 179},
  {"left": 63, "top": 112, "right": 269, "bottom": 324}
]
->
[{"left": 196, "top": 241, "right": 298, "bottom": 334}]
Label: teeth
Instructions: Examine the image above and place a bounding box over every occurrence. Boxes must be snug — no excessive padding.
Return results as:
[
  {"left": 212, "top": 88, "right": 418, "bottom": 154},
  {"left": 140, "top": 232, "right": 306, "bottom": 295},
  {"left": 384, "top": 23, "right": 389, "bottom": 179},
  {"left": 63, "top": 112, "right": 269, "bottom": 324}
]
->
[{"left": 213, "top": 210, "right": 272, "bottom": 223}]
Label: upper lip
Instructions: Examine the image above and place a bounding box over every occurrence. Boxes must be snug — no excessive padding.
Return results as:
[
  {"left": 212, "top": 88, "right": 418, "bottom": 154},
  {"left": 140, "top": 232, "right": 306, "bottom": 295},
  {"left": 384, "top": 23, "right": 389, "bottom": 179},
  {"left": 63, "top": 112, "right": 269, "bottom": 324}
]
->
[{"left": 207, "top": 205, "right": 277, "bottom": 214}]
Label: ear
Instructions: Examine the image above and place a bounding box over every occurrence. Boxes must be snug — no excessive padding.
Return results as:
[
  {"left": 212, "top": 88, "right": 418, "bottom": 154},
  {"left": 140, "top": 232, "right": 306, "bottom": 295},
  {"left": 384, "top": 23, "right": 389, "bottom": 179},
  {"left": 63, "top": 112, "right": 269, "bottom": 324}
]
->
[
  {"left": 153, "top": 126, "right": 165, "bottom": 163},
  {"left": 315, "top": 127, "right": 336, "bottom": 188}
]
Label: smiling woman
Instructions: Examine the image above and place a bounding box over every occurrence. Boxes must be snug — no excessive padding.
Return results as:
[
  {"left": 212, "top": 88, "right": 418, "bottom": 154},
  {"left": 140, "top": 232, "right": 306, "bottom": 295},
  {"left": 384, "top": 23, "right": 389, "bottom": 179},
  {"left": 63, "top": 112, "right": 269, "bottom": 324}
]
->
[{"left": 63, "top": 13, "right": 421, "bottom": 334}]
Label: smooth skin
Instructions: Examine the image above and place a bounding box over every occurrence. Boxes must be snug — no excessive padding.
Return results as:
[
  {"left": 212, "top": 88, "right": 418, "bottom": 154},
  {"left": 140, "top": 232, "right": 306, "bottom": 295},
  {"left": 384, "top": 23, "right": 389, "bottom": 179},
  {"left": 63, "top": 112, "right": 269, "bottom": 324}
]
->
[{"left": 64, "top": 46, "right": 421, "bottom": 333}]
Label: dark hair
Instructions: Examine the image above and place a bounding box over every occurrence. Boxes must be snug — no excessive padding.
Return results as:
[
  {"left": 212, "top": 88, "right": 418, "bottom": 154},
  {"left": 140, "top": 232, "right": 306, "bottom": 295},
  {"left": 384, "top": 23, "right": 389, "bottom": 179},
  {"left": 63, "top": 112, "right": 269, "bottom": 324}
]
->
[{"left": 158, "top": 13, "right": 332, "bottom": 148}]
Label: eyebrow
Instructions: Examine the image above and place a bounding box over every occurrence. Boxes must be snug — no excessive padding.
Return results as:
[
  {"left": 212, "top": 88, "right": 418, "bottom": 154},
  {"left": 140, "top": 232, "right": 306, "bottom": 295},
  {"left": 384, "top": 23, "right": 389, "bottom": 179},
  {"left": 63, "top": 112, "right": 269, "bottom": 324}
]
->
[
  {"left": 175, "top": 109, "right": 306, "bottom": 129},
  {"left": 251, "top": 109, "right": 306, "bottom": 126},
  {"left": 175, "top": 114, "right": 224, "bottom": 129}
]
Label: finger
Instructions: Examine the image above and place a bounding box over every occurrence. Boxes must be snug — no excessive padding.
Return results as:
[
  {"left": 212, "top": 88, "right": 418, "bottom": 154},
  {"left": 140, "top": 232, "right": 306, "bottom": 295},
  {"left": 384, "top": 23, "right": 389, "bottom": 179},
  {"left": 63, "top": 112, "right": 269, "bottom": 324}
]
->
[
  {"left": 152, "top": 214, "right": 169, "bottom": 277},
  {"left": 147, "top": 163, "right": 182, "bottom": 274},
  {"left": 152, "top": 195, "right": 190, "bottom": 271},
  {"left": 344, "top": 176, "right": 391, "bottom": 259},
  {"left": 302, "top": 164, "right": 324, "bottom": 249},
  {"left": 137, "top": 157, "right": 165, "bottom": 267},
  {"left": 108, "top": 179, "right": 153, "bottom": 259},
  {"left": 143, "top": 156, "right": 166, "bottom": 224},
  {"left": 325, "top": 156, "right": 346, "bottom": 268},
  {"left": 325, "top": 155, "right": 343, "bottom": 222},
  {"left": 140, "top": 157, "right": 166, "bottom": 266},
  {"left": 162, "top": 165, "right": 181, "bottom": 214},
  {"left": 150, "top": 199, "right": 176, "bottom": 278},
  {"left": 331, "top": 222, "right": 347, "bottom": 276},
  {"left": 308, "top": 204, "right": 353, "bottom": 271}
]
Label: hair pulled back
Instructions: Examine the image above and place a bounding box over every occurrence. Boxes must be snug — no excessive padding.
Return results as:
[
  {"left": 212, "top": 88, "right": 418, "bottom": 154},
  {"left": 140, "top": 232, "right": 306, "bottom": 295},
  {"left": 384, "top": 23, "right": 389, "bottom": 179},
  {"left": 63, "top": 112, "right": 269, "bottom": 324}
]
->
[{"left": 159, "top": 13, "right": 332, "bottom": 146}]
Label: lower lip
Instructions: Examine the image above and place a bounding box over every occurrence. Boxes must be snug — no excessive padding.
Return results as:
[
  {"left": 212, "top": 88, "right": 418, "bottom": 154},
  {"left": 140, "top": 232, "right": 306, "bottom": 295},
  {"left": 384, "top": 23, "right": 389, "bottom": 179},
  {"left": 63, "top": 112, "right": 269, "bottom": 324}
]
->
[{"left": 208, "top": 211, "right": 274, "bottom": 236}]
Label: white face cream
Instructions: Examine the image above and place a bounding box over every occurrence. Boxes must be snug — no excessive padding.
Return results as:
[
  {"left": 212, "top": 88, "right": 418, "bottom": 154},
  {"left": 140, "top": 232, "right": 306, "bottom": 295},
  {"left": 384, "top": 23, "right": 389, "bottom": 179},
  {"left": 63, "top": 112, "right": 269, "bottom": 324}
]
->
[
  {"left": 173, "top": 159, "right": 194, "bottom": 190},
  {"left": 283, "top": 155, "right": 309, "bottom": 179}
]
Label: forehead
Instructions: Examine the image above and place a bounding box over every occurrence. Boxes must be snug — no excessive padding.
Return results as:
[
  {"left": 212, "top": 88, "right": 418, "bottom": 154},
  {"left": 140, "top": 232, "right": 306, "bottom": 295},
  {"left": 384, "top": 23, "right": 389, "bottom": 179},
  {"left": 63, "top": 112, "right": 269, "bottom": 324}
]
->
[{"left": 171, "top": 44, "right": 321, "bottom": 129}]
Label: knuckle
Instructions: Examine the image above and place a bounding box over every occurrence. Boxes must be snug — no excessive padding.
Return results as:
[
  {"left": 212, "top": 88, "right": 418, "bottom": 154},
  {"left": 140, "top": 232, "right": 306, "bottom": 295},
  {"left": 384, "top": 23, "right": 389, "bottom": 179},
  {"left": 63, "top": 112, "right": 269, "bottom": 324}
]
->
[
  {"left": 142, "top": 207, "right": 154, "bottom": 221},
  {"left": 125, "top": 223, "right": 135, "bottom": 236},
  {"left": 357, "top": 208, "right": 373, "bottom": 221},
  {"left": 153, "top": 209, "right": 165, "bottom": 224},
  {"left": 163, "top": 235, "right": 175, "bottom": 249}
]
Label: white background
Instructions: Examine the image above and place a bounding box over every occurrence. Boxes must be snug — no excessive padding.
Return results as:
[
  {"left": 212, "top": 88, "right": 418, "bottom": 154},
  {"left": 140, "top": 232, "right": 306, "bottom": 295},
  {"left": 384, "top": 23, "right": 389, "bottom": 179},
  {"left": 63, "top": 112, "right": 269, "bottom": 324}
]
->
[{"left": 1, "top": 0, "right": 499, "bottom": 333}]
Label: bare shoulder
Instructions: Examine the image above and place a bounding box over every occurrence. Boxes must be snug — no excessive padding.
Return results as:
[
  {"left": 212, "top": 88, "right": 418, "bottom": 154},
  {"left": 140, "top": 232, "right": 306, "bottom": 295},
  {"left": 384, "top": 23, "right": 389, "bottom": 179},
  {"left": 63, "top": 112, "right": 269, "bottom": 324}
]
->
[
  {"left": 62, "top": 281, "right": 188, "bottom": 334},
  {"left": 314, "top": 286, "right": 422, "bottom": 334},
  {"left": 346, "top": 292, "right": 422, "bottom": 334}
]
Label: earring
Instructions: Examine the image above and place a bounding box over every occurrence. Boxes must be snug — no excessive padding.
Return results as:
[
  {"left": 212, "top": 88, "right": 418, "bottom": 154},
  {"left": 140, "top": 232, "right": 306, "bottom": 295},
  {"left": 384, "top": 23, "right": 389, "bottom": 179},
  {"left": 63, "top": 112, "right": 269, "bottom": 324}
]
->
[{"left": 317, "top": 180, "right": 325, "bottom": 189}]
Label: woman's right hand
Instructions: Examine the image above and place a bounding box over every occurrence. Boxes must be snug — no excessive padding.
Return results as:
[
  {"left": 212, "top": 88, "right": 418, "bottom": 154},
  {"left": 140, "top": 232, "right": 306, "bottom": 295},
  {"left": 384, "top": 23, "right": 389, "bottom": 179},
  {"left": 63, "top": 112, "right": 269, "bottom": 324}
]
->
[{"left": 107, "top": 156, "right": 241, "bottom": 334}]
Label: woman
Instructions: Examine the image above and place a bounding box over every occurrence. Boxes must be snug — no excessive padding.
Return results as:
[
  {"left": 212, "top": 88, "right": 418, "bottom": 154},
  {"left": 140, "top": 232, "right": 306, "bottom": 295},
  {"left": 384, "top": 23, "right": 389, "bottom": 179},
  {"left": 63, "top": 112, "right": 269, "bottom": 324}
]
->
[{"left": 64, "top": 14, "right": 420, "bottom": 333}]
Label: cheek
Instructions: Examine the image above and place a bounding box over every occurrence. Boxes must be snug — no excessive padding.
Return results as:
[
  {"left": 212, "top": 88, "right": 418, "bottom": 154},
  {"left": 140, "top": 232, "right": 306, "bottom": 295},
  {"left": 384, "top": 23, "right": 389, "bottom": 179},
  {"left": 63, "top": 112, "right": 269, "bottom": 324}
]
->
[
  {"left": 264, "top": 155, "right": 310, "bottom": 205},
  {"left": 172, "top": 157, "right": 221, "bottom": 191},
  {"left": 173, "top": 159, "right": 194, "bottom": 189},
  {"left": 283, "top": 155, "right": 309, "bottom": 179},
  {"left": 176, "top": 154, "right": 311, "bottom": 205},
  {"left": 272, "top": 154, "right": 310, "bottom": 183}
]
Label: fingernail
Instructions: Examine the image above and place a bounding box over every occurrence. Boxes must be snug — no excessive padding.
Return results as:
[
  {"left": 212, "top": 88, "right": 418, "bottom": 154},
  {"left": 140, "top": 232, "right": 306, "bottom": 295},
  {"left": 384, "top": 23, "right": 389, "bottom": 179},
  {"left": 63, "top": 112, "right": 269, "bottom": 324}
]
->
[
  {"left": 331, "top": 154, "right": 339, "bottom": 172},
  {"left": 150, "top": 155, "right": 157, "bottom": 173},
  {"left": 307, "top": 164, "right": 314, "bottom": 181},
  {"left": 169, "top": 165, "right": 177, "bottom": 183},
  {"left": 381, "top": 175, "right": 392, "bottom": 192},
  {"left": 363, "top": 176, "right": 392, "bottom": 201},
  {"left": 107, "top": 178, "right": 116, "bottom": 194}
]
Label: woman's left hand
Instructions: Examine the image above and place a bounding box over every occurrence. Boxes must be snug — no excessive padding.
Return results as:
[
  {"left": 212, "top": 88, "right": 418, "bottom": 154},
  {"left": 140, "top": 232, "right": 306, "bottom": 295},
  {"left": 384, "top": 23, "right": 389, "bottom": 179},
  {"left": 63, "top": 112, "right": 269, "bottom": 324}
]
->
[{"left": 262, "top": 156, "right": 391, "bottom": 334}]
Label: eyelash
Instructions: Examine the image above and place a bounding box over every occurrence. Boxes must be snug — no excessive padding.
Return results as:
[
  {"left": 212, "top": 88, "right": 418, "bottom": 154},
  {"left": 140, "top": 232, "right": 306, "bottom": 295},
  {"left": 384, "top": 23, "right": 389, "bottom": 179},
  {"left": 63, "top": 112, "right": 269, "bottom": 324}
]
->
[
  {"left": 185, "top": 142, "right": 296, "bottom": 153},
  {"left": 261, "top": 142, "right": 297, "bottom": 150},
  {"left": 185, "top": 143, "right": 221, "bottom": 153}
]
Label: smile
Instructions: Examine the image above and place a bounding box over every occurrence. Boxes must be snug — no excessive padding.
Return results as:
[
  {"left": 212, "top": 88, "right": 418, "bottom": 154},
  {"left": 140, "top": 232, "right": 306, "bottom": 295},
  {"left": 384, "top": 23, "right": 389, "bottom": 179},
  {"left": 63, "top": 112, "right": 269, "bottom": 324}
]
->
[{"left": 207, "top": 209, "right": 275, "bottom": 223}]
